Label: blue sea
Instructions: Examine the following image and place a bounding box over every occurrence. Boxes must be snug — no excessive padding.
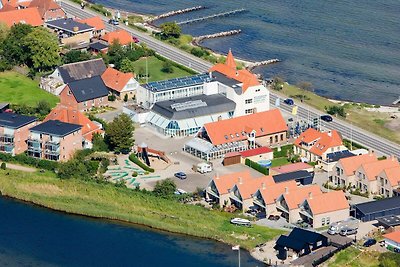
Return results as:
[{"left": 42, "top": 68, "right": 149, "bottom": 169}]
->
[
  {"left": 0, "top": 197, "right": 261, "bottom": 266},
  {"left": 96, "top": 0, "right": 400, "bottom": 105}
]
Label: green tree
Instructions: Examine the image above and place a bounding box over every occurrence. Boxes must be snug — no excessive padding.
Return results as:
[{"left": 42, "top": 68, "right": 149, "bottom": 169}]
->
[
  {"left": 119, "top": 58, "right": 135, "bottom": 73},
  {"left": 23, "top": 27, "right": 60, "bottom": 72},
  {"left": 0, "top": 22, "right": 9, "bottom": 44},
  {"left": 161, "top": 60, "right": 174, "bottom": 73},
  {"left": 325, "top": 105, "right": 346, "bottom": 118},
  {"left": 92, "top": 133, "right": 109, "bottom": 152},
  {"left": 160, "top": 22, "right": 181, "bottom": 38},
  {"left": 57, "top": 160, "right": 89, "bottom": 179},
  {"left": 105, "top": 113, "right": 134, "bottom": 152},
  {"left": 107, "top": 40, "right": 125, "bottom": 68},
  {"left": 153, "top": 178, "right": 177, "bottom": 197},
  {"left": 1, "top": 23, "right": 33, "bottom": 66},
  {"left": 63, "top": 50, "right": 91, "bottom": 64},
  {"left": 272, "top": 76, "right": 284, "bottom": 91},
  {"left": 36, "top": 100, "right": 51, "bottom": 116}
]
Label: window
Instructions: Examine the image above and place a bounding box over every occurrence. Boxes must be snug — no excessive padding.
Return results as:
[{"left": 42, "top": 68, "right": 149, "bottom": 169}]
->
[
  {"left": 321, "top": 218, "right": 325, "bottom": 226},
  {"left": 317, "top": 241, "right": 322, "bottom": 247},
  {"left": 270, "top": 136, "right": 273, "bottom": 143},
  {"left": 255, "top": 88, "right": 260, "bottom": 92},
  {"left": 245, "top": 99, "right": 253, "bottom": 104},
  {"left": 280, "top": 134, "right": 284, "bottom": 141},
  {"left": 326, "top": 217, "right": 330, "bottom": 224},
  {"left": 245, "top": 109, "right": 253, "bottom": 114},
  {"left": 275, "top": 135, "right": 278, "bottom": 142}
]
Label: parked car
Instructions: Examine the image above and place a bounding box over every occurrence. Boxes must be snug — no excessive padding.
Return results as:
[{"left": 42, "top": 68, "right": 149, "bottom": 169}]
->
[
  {"left": 339, "top": 227, "right": 358, "bottom": 236},
  {"left": 320, "top": 114, "right": 333, "bottom": 122},
  {"left": 174, "top": 172, "right": 187, "bottom": 180},
  {"left": 284, "top": 98, "right": 294, "bottom": 105},
  {"left": 132, "top": 36, "right": 140, "bottom": 43},
  {"left": 108, "top": 19, "right": 119, "bottom": 25},
  {"left": 363, "top": 238, "right": 377, "bottom": 247}
]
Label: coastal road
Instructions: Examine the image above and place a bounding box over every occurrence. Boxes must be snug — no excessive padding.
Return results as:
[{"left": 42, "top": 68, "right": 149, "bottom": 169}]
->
[{"left": 60, "top": 0, "right": 400, "bottom": 158}]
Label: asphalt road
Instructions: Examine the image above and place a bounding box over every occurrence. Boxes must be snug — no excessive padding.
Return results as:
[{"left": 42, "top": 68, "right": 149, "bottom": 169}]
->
[{"left": 60, "top": 0, "right": 400, "bottom": 158}]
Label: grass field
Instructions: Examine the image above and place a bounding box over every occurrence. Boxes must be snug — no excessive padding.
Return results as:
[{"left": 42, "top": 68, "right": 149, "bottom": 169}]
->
[
  {"left": 132, "top": 56, "right": 193, "bottom": 83},
  {"left": 0, "top": 169, "right": 285, "bottom": 250},
  {"left": 278, "top": 84, "right": 400, "bottom": 144},
  {"left": 271, "top": 157, "right": 290, "bottom": 167},
  {"left": 0, "top": 72, "right": 59, "bottom": 107}
]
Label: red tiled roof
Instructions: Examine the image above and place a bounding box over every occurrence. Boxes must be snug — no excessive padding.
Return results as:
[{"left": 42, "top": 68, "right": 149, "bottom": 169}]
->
[
  {"left": 240, "top": 147, "right": 273, "bottom": 158},
  {"left": 359, "top": 158, "right": 399, "bottom": 181},
  {"left": 101, "top": 67, "right": 134, "bottom": 93},
  {"left": 209, "top": 50, "right": 260, "bottom": 93},
  {"left": 283, "top": 185, "right": 322, "bottom": 210},
  {"left": 29, "top": 0, "right": 64, "bottom": 19},
  {"left": 0, "top": 7, "right": 43, "bottom": 27},
  {"left": 101, "top": 29, "right": 133, "bottom": 46},
  {"left": 338, "top": 153, "right": 378, "bottom": 176},
  {"left": 306, "top": 190, "right": 349, "bottom": 215},
  {"left": 76, "top": 16, "right": 105, "bottom": 31},
  {"left": 381, "top": 166, "right": 400, "bottom": 187},
  {"left": 384, "top": 231, "right": 400, "bottom": 243},
  {"left": 44, "top": 105, "right": 103, "bottom": 141},
  {"left": 203, "top": 109, "right": 287, "bottom": 146},
  {"left": 235, "top": 175, "right": 275, "bottom": 200},
  {"left": 259, "top": 180, "right": 297, "bottom": 205},
  {"left": 212, "top": 171, "right": 253, "bottom": 196},
  {"left": 294, "top": 128, "right": 343, "bottom": 156},
  {"left": 271, "top": 162, "right": 313, "bottom": 174}
]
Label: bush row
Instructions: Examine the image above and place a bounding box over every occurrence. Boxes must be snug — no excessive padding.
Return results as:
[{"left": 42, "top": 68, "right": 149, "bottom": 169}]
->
[
  {"left": 245, "top": 158, "right": 269, "bottom": 175},
  {"left": 128, "top": 153, "right": 154, "bottom": 172},
  {"left": 0, "top": 152, "right": 59, "bottom": 171}
]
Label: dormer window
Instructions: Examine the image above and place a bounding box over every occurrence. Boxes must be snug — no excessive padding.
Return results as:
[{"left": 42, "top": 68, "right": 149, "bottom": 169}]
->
[{"left": 224, "top": 135, "right": 229, "bottom": 140}]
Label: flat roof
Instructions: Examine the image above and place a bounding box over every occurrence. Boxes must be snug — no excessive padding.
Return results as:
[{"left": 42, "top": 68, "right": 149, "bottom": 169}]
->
[
  {"left": 354, "top": 197, "right": 400, "bottom": 215},
  {"left": 326, "top": 150, "right": 354, "bottom": 162},
  {"left": 46, "top": 18, "right": 93, "bottom": 34},
  {"left": 0, "top": 112, "right": 37, "bottom": 129},
  {"left": 30, "top": 120, "right": 82, "bottom": 137},
  {"left": 143, "top": 73, "right": 211, "bottom": 92},
  {"left": 211, "top": 71, "right": 242, "bottom": 94},
  {"left": 273, "top": 170, "right": 313, "bottom": 183},
  {"left": 89, "top": 41, "right": 109, "bottom": 51},
  {"left": 377, "top": 215, "right": 400, "bottom": 227},
  {"left": 151, "top": 94, "right": 235, "bottom": 120}
]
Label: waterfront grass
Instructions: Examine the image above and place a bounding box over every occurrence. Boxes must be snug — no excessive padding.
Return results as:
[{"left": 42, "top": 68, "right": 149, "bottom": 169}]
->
[
  {"left": 278, "top": 83, "right": 400, "bottom": 144},
  {"left": 0, "top": 72, "right": 59, "bottom": 107},
  {"left": 0, "top": 169, "right": 285, "bottom": 249},
  {"left": 132, "top": 56, "right": 193, "bottom": 83},
  {"left": 326, "top": 246, "right": 379, "bottom": 267}
]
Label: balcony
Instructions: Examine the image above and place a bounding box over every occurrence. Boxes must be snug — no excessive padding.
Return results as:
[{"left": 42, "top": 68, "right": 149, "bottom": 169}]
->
[
  {"left": 253, "top": 198, "right": 266, "bottom": 209},
  {"left": 0, "top": 144, "right": 14, "bottom": 153},
  {"left": 276, "top": 202, "right": 289, "bottom": 213},
  {"left": 0, "top": 133, "right": 14, "bottom": 144},
  {"left": 299, "top": 207, "right": 313, "bottom": 219}
]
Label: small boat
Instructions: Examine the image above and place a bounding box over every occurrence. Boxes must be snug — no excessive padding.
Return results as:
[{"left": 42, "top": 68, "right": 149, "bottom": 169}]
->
[{"left": 230, "top": 218, "right": 251, "bottom": 226}]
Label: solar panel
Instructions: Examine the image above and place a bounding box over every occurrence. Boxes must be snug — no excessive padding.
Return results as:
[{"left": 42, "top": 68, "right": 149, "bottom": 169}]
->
[
  {"left": 171, "top": 100, "right": 208, "bottom": 111},
  {"left": 143, "top": 73, "right": 211, "bottom": 92}
]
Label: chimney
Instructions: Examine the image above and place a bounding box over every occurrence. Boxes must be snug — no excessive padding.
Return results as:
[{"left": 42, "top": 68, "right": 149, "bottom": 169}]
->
[
  {"left": 308, "top": 192, "right": 313, "bottom": 199},
  {"left": 218, "top": 115, "right": 222, "bottom": 121},
  {"left": 73, "top": 26, "right": 79, "bottom": 32},
  {"left": 261, "top": 182, "right": 266, "bottom": 190},
  {"left": 285, "top": 187, "right": 289, "bottom": 194},
  {"left": 327, "top": 130, "right": 332, "bottom": 137},
  {"left": 238, "top": 177, "right": 243, "bottom": 184},
  {"left": 215, "top": 173, "right": 220, "bottom": 180},
  {"left": 391, "top": 155, "right": 396, "bottom": 161},
  {"left": 368, "top": 149, "right": 374, "bottom": 156}
]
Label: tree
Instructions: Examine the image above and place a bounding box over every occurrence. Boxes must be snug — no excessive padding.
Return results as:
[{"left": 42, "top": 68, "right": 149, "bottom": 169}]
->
[
  {"left": 107, "top": 40, "right": 125, "bottom": 68},
  {"left": 63, "top": 50, "right": 91, "bottom": 64},
  {"left": 36, "top": 100, "right": 51, "bottom": 116},
  {"left": 160, "top": 22, "right": 181, "bottom": 38},
  {"left": 92, "top": 133, "right": 109, "bottom": 152},
  {"left": 161, "top": 61, "right": 174, "bottom": 73},
  {"left": 0, "top": 22, "right": 9, "bottom": 44},
  {"left": 272, "top": 76, "right": 284, "bottom": 91},
  {"left": 153, "top": 178, "right": 177, "bottom": 197},
  {"left": 325, "top": 105, "right": 346, "bottom": 118},
  {"left": 23, "top": 27, "right": 60, "bottom": 72},
  {"left": 105, "top": 114, "right": 134, "bottom": 152},
  {"left": 119, "top": 58, "right": 135, "bottom": 73},
  {"left": 57, "top": 159, "right": 89, "bottom": 179},
  {"left": 1, "top": 23, "right": 33, "bottom": 66}
]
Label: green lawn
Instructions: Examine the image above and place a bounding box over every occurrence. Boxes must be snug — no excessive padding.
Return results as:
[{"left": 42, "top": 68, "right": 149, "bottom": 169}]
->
[
  {"left": 271, "top": 157, "right": 290, "bottom": 167},
  {"left": 0, "top": 169, "right": 285, "bottom": 250},
  {"left": 132, "top": 56, "right": 193, "bottom": 83},
  {"left": 327, "top": 247, "right": 379, "bottom": 267},
  {"left": 0, "top": 72, "right": 59, "bottom": 107}
]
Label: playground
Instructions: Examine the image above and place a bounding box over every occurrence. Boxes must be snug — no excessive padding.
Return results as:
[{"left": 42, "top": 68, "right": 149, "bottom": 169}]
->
[{"left": 104, "top": 143, "right": 171, "bottom": 189}]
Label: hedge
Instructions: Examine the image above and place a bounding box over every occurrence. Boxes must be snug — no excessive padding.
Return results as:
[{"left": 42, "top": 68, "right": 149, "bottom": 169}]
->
[
  {"left": 245, "top": 158, "right": 269, "bottom": 175},
  {"left": 129, "top": 153, "right": 155, "bottom": 173},
  {"left": 0, "top": 152, "right": 59, "bottom": 171}
]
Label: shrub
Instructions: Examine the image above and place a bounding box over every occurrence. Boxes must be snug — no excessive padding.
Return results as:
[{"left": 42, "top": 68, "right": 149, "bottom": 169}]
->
[
  {"left": 245, "top": 158, "right": 269, "bottom": 175},
  {"left": 132, "top": 171, "right": 138, "bottom": 177},
  {"left": 128, "top": 153, "right": 154, "bottom": 172},
  {"left": 108, "top": 95, "right": 116, "bottom": 102},
  {"left": 153, "top": 178, "right": 176, "bottom": 197},
  {"left": 1, "top": 162, "right": 6, "bottom": 170},
  {"left": 161, "top": 61, "right": 174, "bottom": 73}
]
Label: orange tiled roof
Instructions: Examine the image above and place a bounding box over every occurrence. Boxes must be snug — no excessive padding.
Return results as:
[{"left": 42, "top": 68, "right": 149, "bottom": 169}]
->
[
  {"left": 306, "top": 190, "right": 349, "bottom": 215},
  {"left": 76, "top": 16, "right": 105, "bottom": 31},
  {"left": 294, "top": 128, "right": 343, "bottom": 156},
  {"left": 338, "top": 153, "right": 378, "bottom": 176},
  {"left": 240, "top": 146, "right": 273, "bottom": 158},
  {"left": 212, "top": 171, "right": 253, "bottom": 196},
  {"left": 271, "top": 162, "right": 313, "bottom": 174},
  {"left": 360, "top": 158, "right": 399, "bottom": 181},
  {"left": 259, "top": 180, "right": 297, "bottom": 205},
  {"left": 203, "top": 109, "right": 287, "bottom": 146},
  {"left": 235, "top": 175, "right": 275, "bottom": 200},
  {"left": 101, "top": 29, "right": 133, "bottom": 46},
  {"left": 101, "top": 67, "right": 134, "bottom": 93},
  {"left": 0, "top": 3, "right": 17, "bottom": 11},
  {"left": 283, "top": 185, "right": 322, "bottom": 210},
  {"left": 29, "top": 0, "right": 62, "bottom": 18},
  {"left": 44, "top": 105, "right": 103, "bottom": 141},
  {"left": 381, "top": 166, "right": 400, "bottom": 187},
  {"left": 209, "top": 50, "right": 260, "bottom": 93},
  {"left": 384, "top": 231, "right": 400, "bottom": 243},
  {"left": 0, "top": 7, "right": 43, "bottom": 27}
]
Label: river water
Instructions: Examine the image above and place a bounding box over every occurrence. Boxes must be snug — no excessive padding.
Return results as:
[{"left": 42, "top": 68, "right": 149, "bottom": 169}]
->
[
  {"left": 96, "top": 0, "right": 400, "bottom": 105},
  {"left": 0, "top": 196, "right": 262, "bottom": 266}
]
